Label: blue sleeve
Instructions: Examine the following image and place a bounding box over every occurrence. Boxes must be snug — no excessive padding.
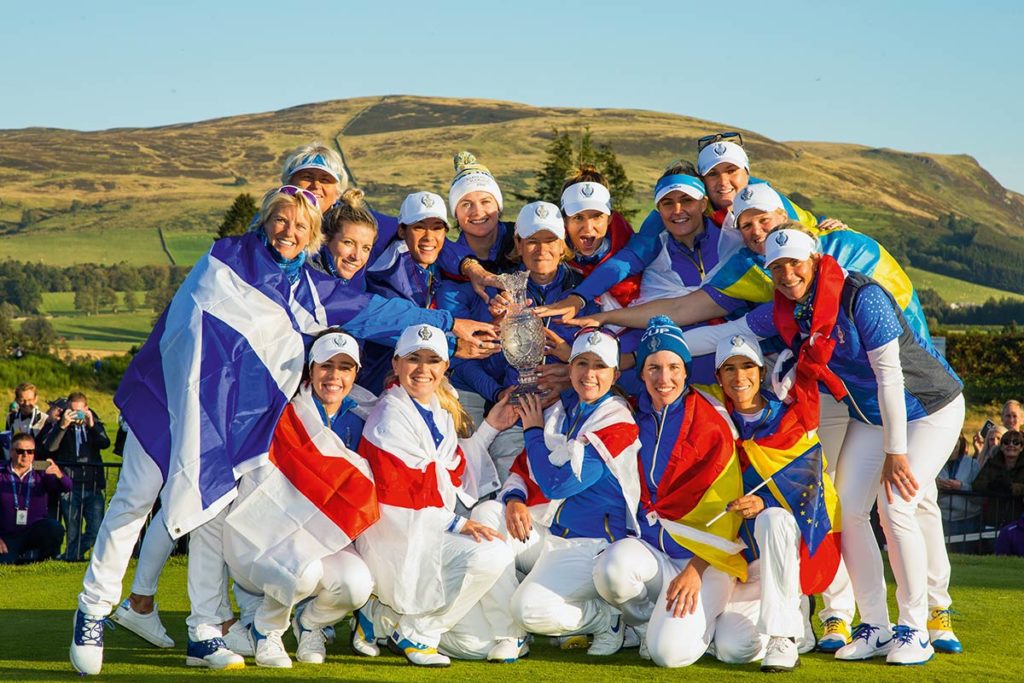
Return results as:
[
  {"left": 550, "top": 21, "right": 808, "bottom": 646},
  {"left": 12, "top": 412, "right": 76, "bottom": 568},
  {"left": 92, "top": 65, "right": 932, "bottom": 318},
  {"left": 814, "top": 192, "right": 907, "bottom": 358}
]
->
[
  {"left": 524, "top": 427, "right": 606, "bottom": 498},
  {"left": 572, "top": 210, "right": 662, "bottom": 301},
  {"left": 852, "top": 284, "right": 903, "bottom": 352},
  {"left": 702, "top": 285, "right": 746, "bottom": 314},
  {"left": 369, "top": 210, "right": 398, "bottom": 266},
  {"left": 502, "top": 487, "right": 527, "bottom": 504},
  {"left": 743, "top": 466, "right": 781, "bottom": 509},
  {"left": 745, "top": 302, "right": 777, "bottom": 338},
  {"left": 450, "top": 357, "right": 504, "bottom": 403},
  {"left": 343, "top": 296, "right": 453, "bottom": 344},
  {"left": 439, "top": 237, "right": 473, "bottom": 277}
]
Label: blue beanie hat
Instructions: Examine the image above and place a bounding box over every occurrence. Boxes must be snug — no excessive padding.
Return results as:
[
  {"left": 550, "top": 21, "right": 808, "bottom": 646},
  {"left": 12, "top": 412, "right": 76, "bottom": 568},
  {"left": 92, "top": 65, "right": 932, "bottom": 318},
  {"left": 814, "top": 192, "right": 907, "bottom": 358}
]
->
[{"left": 636, "top": 316, "right": 692, "bottom": 373}]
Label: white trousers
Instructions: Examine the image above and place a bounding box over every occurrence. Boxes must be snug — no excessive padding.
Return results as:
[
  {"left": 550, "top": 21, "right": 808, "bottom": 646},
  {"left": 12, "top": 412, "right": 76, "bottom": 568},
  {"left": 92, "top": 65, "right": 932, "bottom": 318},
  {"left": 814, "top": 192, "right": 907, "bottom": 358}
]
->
[
  {"left": 837, "top": 394, "right": 964, "bottom": 630},
  {"left": 185, "top": 507, "right": 233, "bottom": 640},
  {"left": 79, "top": 432, "right": 163, "bottom": 616},
  {"left": 231, "top": 546, "right": 374, "bottom": 636},
  {"left": 471, "top": 500, "right": 545, "bottom": 575},
  {"left": 129, "top": 507, "right": 175, "bottom": 597},
  {"left": 512, "top": 535, "right": 614, "bottom": 638},
  {"left": 592, "top": 537, "right": 733, "bottom": 668},
  {"left": 816, "top": 393, "right": 857, "bottom": 624},
  {"left": 367, "top": 532, "right": 521, "bottom": 652},
  {"left": 714, "top": 510, "right": 814, "bottom": 664}
]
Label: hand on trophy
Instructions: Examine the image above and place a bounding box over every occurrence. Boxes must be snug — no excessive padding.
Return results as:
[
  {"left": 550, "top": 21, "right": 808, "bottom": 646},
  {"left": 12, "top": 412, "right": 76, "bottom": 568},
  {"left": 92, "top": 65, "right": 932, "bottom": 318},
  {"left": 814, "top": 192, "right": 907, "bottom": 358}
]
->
[
  {"left": 514, "top": 392, "right": 545, "bottom": 430},
  {"left": 535, "top": 363, "right": 571, "bottom": 404},
  {"left": 452, "top": 318, "right": 501, "bottom": 359},
  {"left": 543, "top": 327, "right": 571, "bottom": 362},
  {"left": 488, "top": 290, "right": 533, "bottom": 325},
  {"left": 484, "top": 392, "right": 520, "bottom": 432},
  {"left": 533, "top": 294, "right": 586, "bottom": 321}
]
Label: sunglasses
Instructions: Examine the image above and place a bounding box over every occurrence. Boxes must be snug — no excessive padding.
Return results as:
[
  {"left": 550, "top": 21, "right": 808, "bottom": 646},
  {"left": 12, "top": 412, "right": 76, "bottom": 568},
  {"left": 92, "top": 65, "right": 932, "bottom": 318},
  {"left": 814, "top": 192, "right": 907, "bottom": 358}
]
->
[
  {"left": 14, "top": 448, "right": 35, "bottom": 455},
  {"left": 276, "top": 185, "right": 320, "bottom": 208},
  {"left": 1002, "top": 440, "right": 1023, "bottom": 447},
  {"left": 697, "top": 131, "right": 744, "bottom": 151}
]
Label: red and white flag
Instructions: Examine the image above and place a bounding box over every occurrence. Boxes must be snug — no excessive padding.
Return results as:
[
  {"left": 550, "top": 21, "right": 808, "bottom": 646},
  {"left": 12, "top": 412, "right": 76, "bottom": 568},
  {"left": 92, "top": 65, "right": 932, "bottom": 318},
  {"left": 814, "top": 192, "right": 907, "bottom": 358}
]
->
[{"left": 224, "top": 385, "right": 378, "bottom": 606}]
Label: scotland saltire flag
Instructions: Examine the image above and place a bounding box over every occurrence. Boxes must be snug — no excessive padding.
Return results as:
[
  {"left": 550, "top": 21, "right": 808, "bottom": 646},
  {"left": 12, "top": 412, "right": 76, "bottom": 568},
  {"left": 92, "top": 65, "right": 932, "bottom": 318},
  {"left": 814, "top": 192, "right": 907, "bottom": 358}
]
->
[{"left": 115, "top": 231, "right": 437, "bottom": 538}]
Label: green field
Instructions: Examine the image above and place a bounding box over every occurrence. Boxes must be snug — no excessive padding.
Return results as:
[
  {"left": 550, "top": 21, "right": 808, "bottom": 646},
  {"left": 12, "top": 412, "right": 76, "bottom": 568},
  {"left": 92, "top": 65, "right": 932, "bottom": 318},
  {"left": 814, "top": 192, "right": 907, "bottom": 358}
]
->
[
  {"left": 35, "top": 291, "right": 155, "bottom": 353},
  {"left": 907, "top": 267, "right": 1024, "bottom": 305},
  {"left": 0, "top": 554, "right": 1020, "bottom": 682}
]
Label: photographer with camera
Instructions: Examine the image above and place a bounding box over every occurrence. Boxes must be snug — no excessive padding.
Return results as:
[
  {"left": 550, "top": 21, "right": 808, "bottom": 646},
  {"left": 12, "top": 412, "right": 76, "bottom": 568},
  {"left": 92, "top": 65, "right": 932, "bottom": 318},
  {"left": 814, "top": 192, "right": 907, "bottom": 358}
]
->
[
  {"left": 45, "top": 392, "right": 111, "bottom": 562},
  {"left": 1, "top": 432, "right": 71, "bottom": 564}
]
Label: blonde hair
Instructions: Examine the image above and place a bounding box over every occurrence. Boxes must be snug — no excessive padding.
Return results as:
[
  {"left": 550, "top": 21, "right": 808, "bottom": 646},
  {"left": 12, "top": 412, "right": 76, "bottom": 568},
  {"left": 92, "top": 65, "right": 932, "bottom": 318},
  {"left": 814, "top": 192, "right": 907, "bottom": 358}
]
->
[
  {"left": 280, "top": 142, "right": 349, "bottom": 191},
  {"left": 258, "top": 188, "right": 324, "bottom": 253},
  {"left": 323, "top": 188, "right": 378, "bottom": 244},
  {"left": 384, "top": 371, "right": 475, "bottom": 438}
]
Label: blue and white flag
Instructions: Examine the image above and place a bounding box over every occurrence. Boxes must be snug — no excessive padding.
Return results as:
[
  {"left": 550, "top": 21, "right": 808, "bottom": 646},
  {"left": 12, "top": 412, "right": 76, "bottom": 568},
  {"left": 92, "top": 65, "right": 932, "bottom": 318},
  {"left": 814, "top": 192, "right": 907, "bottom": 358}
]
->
[{"left": 115, "top": 231, "right": 447, "bottom": 537}]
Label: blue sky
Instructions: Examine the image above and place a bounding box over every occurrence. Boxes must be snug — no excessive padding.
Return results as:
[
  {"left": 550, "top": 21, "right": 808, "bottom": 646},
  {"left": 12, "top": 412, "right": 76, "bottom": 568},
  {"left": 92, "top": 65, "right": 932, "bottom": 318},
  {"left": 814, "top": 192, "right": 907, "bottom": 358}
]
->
[{"left": 4, "top": 0, "right": 1023, "bottom": 192}]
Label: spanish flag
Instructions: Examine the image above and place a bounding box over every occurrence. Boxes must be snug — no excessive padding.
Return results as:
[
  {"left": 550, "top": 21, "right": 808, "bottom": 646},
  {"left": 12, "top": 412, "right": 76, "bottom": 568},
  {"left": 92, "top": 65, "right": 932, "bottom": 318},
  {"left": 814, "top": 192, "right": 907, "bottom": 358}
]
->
[{"left": 640, "top": 389, "right": 748, "bottom": 581}]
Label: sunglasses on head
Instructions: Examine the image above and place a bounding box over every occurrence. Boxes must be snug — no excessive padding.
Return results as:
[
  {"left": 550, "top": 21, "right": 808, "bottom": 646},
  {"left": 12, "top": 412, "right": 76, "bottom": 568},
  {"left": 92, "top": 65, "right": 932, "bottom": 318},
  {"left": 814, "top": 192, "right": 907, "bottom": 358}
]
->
[
  {"left": 276, "top": 185, "right": 320, "bottom": 208},
  {"left": 697, "top": 131, "right": 744, "bottom": 151},
  {"left": 14, "top": 448, "right": 35, "bottom": 455}
]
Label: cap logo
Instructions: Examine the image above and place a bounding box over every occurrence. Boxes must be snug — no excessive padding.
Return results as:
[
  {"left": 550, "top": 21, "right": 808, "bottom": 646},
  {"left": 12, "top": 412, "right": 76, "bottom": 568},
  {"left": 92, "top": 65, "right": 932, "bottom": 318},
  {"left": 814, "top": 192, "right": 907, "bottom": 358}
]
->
[
  {"left": 420, "top": 194, "right": 435, "bottom": 207},
  {"left": 774, "top": 232, "right": 789, "bottom": 246},
  {"left": 647, "top": 337, "right": 661, "bottom": 352},
  {"left": 731, "top": 335, "right": 744, "bottom": 347},
  {"left": 588, "top": 331, "right": 603, "bottom": 345},
  {"left": 713, "top": 143, "right": 727, "bottom": 155},
  {"left": 581, "top": 183, "right": 595, "bottom": 198},
  {"left": 536, "top": 204, "right": 550, "bottom": 219},
  {"left": 418, "top": 326, "right": 433, "bottom": 340},
  {"left": 739, "top": 187, "right": 754, "bottom": 201}
]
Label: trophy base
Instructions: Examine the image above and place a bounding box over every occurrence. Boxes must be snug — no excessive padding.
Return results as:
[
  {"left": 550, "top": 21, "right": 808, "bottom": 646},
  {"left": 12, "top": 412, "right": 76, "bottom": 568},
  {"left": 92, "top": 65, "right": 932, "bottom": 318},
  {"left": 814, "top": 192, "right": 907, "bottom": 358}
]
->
[{"left": 509, "top": 382, "right": 542, "bottom": 406}]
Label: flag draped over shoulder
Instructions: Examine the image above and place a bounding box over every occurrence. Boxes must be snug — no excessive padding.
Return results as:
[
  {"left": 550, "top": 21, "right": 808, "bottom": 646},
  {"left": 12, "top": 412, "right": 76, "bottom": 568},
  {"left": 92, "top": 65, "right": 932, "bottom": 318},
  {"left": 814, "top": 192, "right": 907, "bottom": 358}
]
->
[
  {"left": 737, "top": 382, "right": 842, "bottom": 594},
  {"left": 223, "top": 385, "right": 379, "bottom": 606},
  {"left": 640, "top": 389, "right": 748, "bottom": 581}
]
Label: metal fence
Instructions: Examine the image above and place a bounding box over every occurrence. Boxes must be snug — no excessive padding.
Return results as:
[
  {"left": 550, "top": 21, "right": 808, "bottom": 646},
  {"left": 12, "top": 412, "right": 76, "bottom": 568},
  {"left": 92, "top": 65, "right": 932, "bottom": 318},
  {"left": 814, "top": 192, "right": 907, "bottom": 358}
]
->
[{"left": 936, "top": 489, "right": 1021, "bottom": 554}]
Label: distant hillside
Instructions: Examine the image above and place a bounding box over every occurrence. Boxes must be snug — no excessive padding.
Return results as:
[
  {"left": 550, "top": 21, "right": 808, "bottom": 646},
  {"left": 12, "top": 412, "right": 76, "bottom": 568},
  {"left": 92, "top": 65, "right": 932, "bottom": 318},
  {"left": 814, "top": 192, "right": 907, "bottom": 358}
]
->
[{"left": 2, "top": 95, "right": 1022, "bottom": 294}]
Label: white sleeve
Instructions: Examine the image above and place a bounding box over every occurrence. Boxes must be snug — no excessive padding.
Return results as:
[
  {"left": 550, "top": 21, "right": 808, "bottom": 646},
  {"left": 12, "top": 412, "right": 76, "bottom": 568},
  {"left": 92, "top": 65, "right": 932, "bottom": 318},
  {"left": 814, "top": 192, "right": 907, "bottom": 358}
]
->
[
  {"left": 866, "top": 339, "right": 908, "bottom": 454},
  {"left": 681, "top": 317, "right": 759, "bottom": 357},
  {"left": 457, "top": 420, "right": 501, "bottom": 500}
]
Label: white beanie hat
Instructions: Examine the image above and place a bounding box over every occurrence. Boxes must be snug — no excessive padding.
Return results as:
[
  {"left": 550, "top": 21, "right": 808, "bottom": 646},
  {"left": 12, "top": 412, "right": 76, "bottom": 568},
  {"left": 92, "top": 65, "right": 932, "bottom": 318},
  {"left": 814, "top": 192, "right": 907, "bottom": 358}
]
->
[{"left": 448, "top": 151, "right": 503, "bottom": 216}]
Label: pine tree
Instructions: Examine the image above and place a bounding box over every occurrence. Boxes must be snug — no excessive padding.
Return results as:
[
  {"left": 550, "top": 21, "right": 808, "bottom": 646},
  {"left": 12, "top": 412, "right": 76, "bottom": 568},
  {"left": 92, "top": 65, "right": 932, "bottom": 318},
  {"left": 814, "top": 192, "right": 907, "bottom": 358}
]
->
[
  {"left": 535, "top": 128, "right": 636, "bottom": 218},
  {"left": 535, "top": 130, "right": 576, "bottom": 204},
  {"left": 217, "top": 193, "right": 258, "bottom": 239}
]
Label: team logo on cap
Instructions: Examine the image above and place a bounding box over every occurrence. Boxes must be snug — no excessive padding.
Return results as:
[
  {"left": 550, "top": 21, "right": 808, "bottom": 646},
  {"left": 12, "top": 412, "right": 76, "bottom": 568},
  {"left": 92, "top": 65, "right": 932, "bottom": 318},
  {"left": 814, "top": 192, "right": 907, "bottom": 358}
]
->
[
  {"left": 774, "top": 232, "right": 789, "bottom": 246},
  {"left": 739, "top": 187, "right": 754, "bottom": 201},
  {"left": 420, "top": 194, "right": 435, "bottom": 207},
  {"left": 581, "top": 183, "right": 595, "bottom": 198},
  {"left": 418, "top": 326, "right": 433, "bottom": 340},
  {"left": 536, "top": 204, "right": 550, "bottom": 219},
  {"left": 731, "top": 335, "right": 744, "bottom": 347},
  {"left": 713, "top": 143, "right": 727, "bottom": 155},
  {"left": 587, "top": 331, "right": 603, "bottom": 345}
]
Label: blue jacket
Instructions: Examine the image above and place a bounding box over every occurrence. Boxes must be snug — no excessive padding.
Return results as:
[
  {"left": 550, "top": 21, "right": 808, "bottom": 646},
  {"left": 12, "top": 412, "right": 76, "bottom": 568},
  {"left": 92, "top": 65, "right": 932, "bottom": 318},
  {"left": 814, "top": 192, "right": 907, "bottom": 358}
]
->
[
  {"left": 525, "top": 391, "right": 629, "bottom": 541},
  {"left": 312, "top": 394, "right": 365, "bottom": 451}
]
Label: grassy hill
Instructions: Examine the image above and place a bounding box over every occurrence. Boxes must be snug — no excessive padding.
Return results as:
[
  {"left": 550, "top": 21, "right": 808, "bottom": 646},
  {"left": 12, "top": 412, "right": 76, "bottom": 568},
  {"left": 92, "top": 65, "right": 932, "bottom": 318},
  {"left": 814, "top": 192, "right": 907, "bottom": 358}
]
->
[{"left": 2, "top": 95, "right": 1022, "bottom": 290}]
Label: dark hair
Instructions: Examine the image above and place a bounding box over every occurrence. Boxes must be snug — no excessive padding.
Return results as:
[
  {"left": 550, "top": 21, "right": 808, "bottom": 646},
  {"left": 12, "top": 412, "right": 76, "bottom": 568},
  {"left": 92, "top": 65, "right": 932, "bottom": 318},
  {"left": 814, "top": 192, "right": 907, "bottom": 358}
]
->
[
  {"left": 301, "top": 327, "right": 356, "bottom": 385},
  {"left": 67, "top": 391, "right": 87, "bottom": 404},
  {"left": 560, "top": 165, "right": 609, "bottom": 195},
  {"left": 999, "top": 429, "right": 1023, "bottom": 449},
  {"left": 10, "top": 431, "right": 35, "bottom": 447}
]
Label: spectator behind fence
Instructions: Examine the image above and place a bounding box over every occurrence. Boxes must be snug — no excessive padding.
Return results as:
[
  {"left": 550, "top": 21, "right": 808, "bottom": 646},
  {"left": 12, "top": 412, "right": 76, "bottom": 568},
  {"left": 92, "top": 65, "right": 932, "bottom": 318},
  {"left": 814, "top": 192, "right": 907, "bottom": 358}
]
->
[
  {"left": 1001, "top": 400, "right": 1023, "bottom": 432},
  {"left": 45, "top": 392, "right": 110, "bottom": 561},
  {"left": 973, "top": 429, "right": 1024, "bottom": 525},
  {"left": 5, "top": 383, "right": 49, "bottom": 445},
  {"left": 974, "top": 424, "right": 1007, "bottom": 471},
  {"left": 1, "top": 432, "right": 71, "bottom": 564},
  {"left": 936, "top": 435, "right": 982, "bottom": 538}
]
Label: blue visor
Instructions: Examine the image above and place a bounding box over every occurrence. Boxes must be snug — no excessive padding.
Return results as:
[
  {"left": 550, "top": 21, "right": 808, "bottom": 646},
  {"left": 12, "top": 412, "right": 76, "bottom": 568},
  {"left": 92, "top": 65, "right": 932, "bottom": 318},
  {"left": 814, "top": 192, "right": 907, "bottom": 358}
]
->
[{"left": 654, "top": 174, "right": 706, "bottom": 203}]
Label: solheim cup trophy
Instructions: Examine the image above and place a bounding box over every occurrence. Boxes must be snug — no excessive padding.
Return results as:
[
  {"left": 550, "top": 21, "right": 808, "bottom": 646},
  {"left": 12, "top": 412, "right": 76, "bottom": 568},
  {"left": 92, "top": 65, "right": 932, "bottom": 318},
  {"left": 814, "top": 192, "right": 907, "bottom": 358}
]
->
[{"left": 497, "top": 271, "right": 545, "bottom": 403}]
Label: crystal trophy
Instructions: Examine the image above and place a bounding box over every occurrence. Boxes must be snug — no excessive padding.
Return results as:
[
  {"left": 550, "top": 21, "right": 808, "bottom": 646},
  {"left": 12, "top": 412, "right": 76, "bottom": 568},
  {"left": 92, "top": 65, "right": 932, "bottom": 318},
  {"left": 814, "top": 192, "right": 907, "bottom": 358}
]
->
[{"left": 497, "top": 271, "right": 545, "bottom": 403}]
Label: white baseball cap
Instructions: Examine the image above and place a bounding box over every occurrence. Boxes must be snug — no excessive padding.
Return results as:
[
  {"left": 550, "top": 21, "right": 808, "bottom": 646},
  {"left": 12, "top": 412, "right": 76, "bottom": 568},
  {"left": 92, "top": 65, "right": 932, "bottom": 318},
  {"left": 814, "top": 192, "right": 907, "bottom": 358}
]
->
[
  {"left": 309, "top": 331, "right": 361, "bottom": 368},
  {"left": 731, "top": 183, "right": 785, "bottom": 222},
  {"left": 399, "top": 191, "right": 448, "bottom": 226},
  {"left": 715, "top": 334, "right": 764, "bottom": 370},
  {"left": 560, "top": 181, "right": 612, "bottom": 217},
  {"left": 515, "top": 201, "right": 565, "bottom": 240},
  {"left": 569, "top": 329, "right": 619, "bottom": 369},
  {"left": 764, "top": 229, "right": 818, "bottom": 267},
  {"left": 697, "top": 141, "right": 750, "bottom": 176},
  {"left": 394, "top": 324, "right": 450, "bottom": 362}
]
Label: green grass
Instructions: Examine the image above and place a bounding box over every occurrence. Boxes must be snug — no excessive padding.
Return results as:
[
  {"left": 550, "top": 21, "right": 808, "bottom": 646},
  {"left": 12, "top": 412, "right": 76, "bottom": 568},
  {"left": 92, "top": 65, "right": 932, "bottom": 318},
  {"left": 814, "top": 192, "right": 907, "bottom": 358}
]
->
[
  {"left": 907, "top": 267, "right": 1024, "bottom": 305},
  {"left": 0, "top": 554, "right": 1020, "bottom": 681},
  {"left": 164, "top": 232, "right": 215, "bottom": 266},
  {"left": 35, "top": 291, "right": 156, "bottom": 353}
]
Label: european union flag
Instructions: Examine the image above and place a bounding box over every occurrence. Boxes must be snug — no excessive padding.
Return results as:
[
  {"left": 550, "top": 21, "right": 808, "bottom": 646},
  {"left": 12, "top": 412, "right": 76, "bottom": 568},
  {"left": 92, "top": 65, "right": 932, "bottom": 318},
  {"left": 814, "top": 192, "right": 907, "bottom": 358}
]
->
[{"left": 767, "top": 442, "right": 831, "bottom": 555}]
